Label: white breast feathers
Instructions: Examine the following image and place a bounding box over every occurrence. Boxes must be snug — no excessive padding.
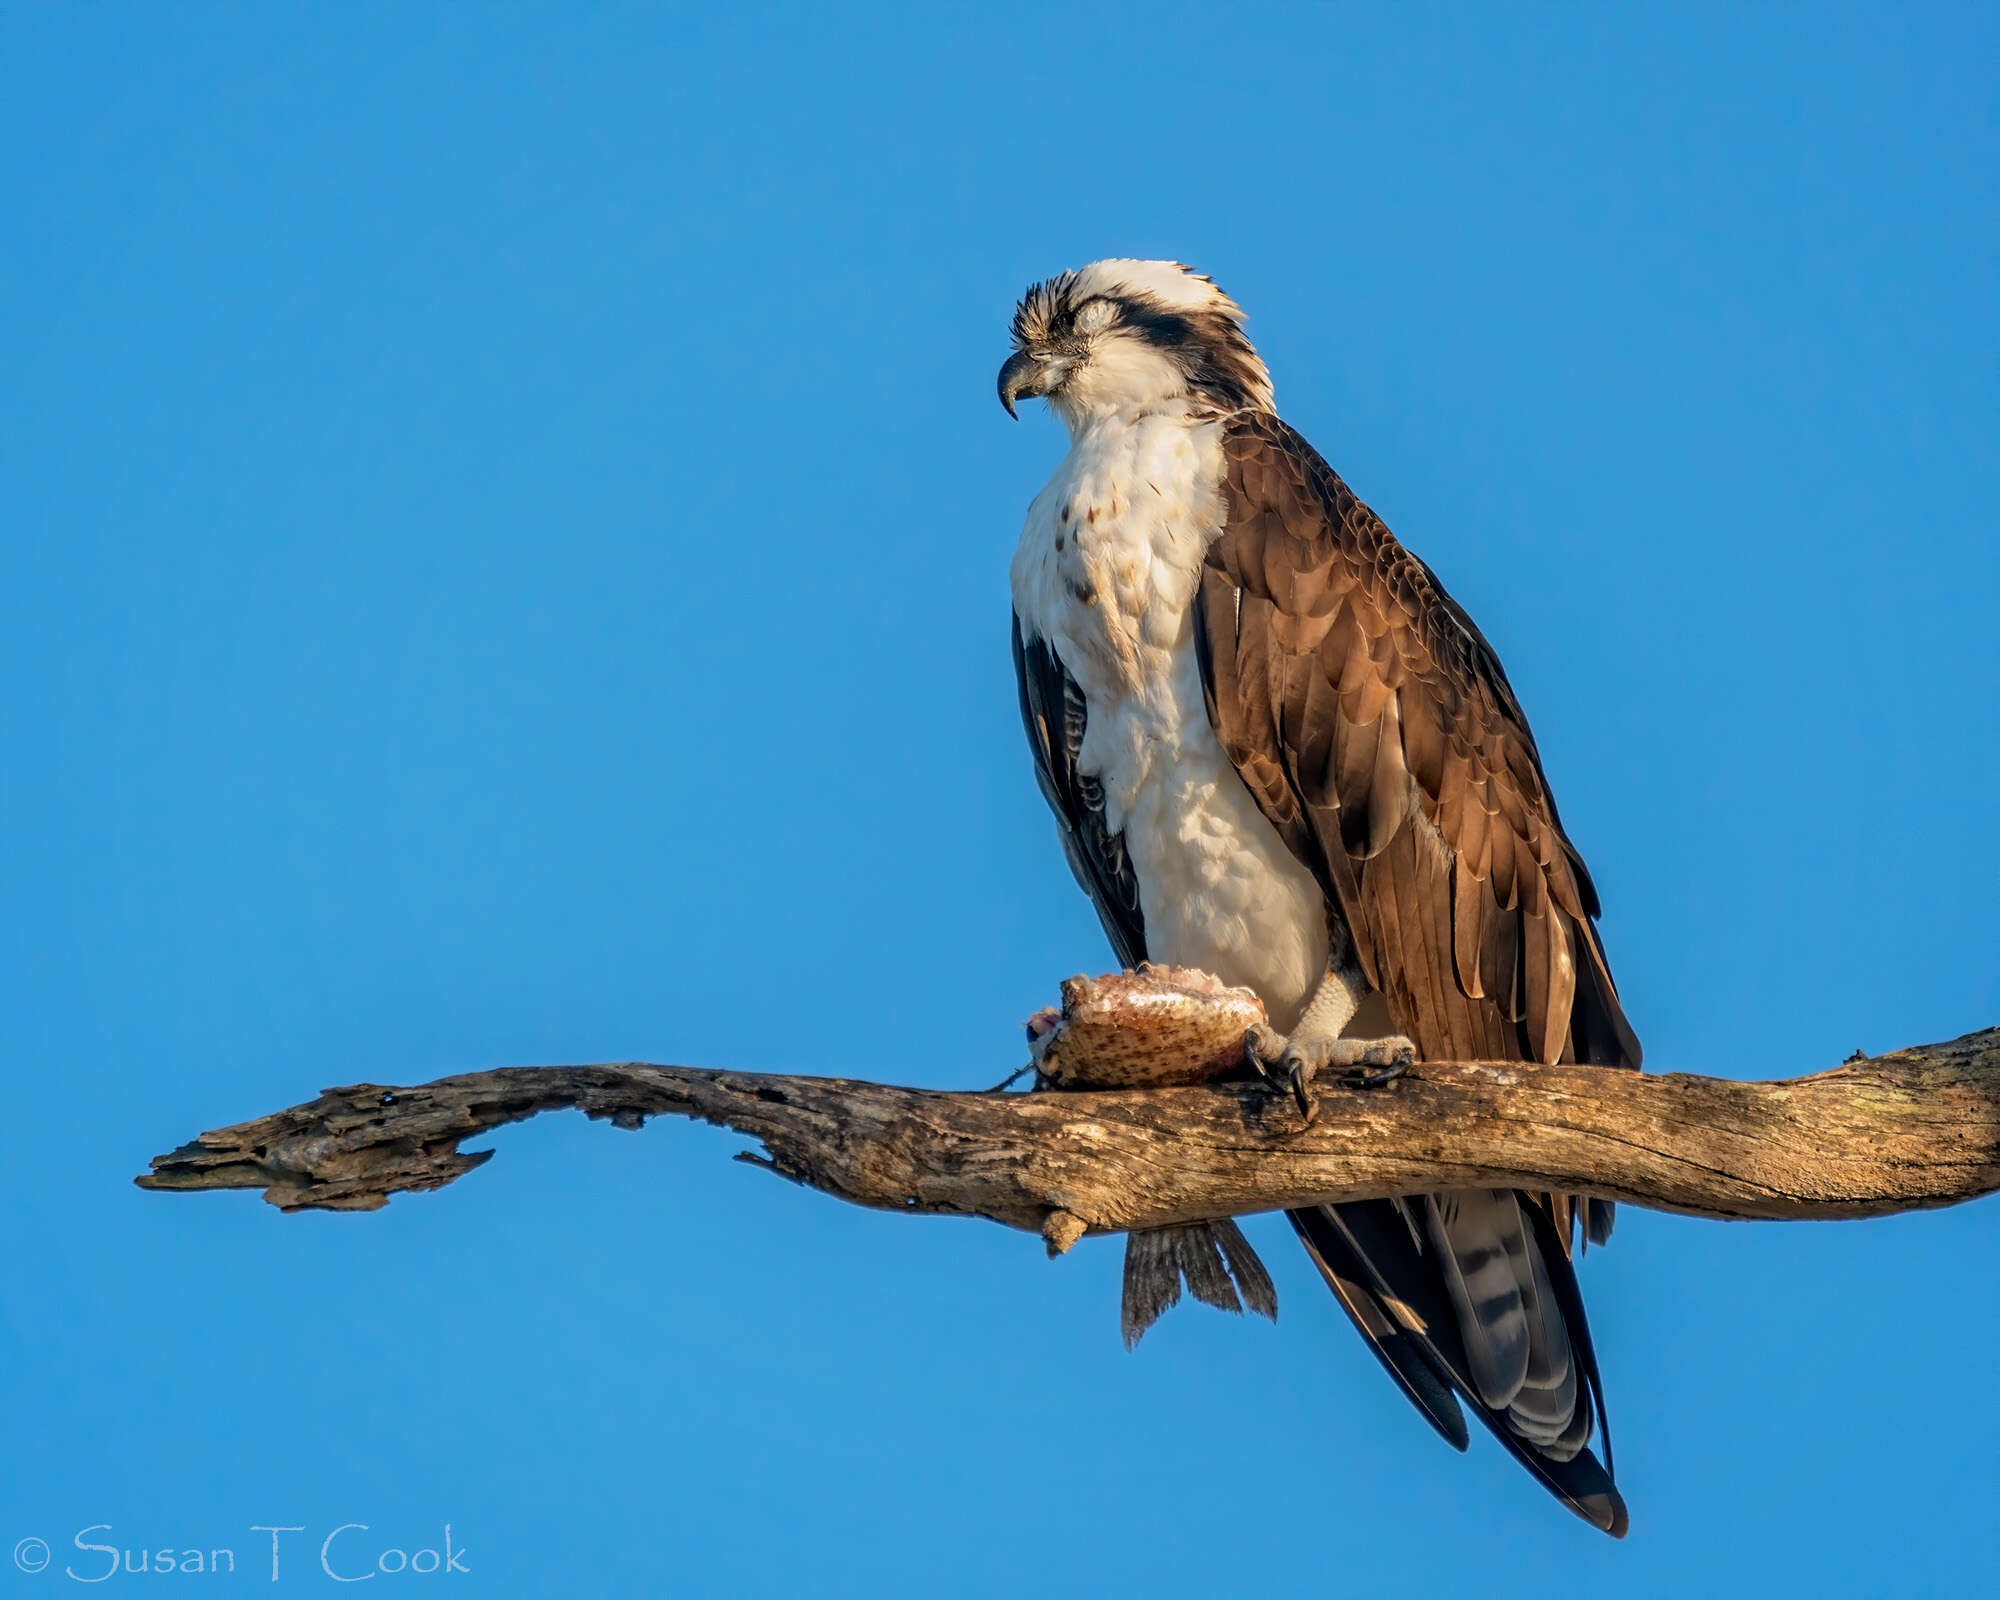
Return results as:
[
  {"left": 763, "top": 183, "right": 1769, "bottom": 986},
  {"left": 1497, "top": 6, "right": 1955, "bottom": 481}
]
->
[{"left": 1010, "top": 406, "right": 1332, "bottom": 1031}]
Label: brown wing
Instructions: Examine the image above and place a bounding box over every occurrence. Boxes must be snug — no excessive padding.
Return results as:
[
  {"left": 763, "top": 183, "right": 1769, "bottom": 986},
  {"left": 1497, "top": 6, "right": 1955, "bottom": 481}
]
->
[
  {"left": 1194, "top": 409, "right": 1641, "bottom": 1079},
  {"left": 1195, "top": 411, "right": 1640, "bottom": 1536},
  {"left": 1013, "top": 614, "right": 1145, "bottom": 968}
]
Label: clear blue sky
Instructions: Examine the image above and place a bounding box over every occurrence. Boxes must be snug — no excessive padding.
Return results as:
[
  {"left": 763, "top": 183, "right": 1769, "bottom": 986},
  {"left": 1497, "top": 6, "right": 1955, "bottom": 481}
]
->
[{"left": 5, "top": 4, "right": 1997, "bottom": 1594}]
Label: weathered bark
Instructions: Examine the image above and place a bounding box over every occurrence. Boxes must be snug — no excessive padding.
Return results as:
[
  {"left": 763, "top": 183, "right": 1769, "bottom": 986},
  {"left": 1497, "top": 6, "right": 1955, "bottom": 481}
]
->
[{"left": 137, "top": 1027, "right": 2000, "bottom": 1247}]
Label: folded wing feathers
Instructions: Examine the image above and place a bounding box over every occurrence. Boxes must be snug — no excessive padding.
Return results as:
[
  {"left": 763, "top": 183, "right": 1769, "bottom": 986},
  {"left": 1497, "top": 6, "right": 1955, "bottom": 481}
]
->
[
  {"left": 1012, "top": 622, "right": 1146, "bottom": 968},
  {"left": 1201, "top": 412, "right": 1643, "bottom": 1075},
  {"left": 1451, "top": 855, "right": 1488, "bottom": 1000},
  {"left": 1196, "top": 414, "right": 1649, "bottom": 1530}
]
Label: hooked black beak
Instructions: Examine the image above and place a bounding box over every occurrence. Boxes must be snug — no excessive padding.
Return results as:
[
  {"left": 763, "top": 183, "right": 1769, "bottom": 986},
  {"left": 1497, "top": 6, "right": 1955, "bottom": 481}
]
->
[{"left": 997, "top": 349, "right": 1049, "bottom": 419}]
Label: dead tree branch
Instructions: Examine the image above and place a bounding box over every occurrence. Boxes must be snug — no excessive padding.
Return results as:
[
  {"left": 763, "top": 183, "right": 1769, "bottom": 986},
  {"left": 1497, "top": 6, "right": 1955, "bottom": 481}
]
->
[{"left": 137, "top": 1027, "right": 2000, "bottom": 1245}]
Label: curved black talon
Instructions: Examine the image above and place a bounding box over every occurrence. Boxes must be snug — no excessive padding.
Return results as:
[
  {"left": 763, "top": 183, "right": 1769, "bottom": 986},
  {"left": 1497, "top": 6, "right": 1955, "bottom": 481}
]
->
[
  {"left": 1286, "top": 1062, "right": 1317, "bottom": 1122},
  {"left": 1244, "top": 1026, "right": 1322, "bottom": 1124},
  {"left": 1336, "top": 1059, "right": 1410, "bottom": 1091}
]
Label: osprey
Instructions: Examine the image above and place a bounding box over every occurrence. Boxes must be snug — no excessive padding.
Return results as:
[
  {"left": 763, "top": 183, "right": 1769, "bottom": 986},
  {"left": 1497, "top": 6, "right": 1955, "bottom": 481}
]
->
[{"left": 1000, "top": 260, "right": 1641, "bottom": 1536}]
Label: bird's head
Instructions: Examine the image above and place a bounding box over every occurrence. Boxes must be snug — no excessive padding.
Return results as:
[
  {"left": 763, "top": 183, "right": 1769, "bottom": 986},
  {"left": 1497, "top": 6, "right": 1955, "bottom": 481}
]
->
[{"left": 997, "top": 260, "right": 1273, "bottom": 433}]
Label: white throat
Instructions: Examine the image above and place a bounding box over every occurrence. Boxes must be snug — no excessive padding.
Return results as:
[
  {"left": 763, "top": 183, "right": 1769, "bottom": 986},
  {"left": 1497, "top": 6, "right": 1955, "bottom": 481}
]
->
[{"left": 1047, "top": 335, "right": 1193, "bottom": 438}]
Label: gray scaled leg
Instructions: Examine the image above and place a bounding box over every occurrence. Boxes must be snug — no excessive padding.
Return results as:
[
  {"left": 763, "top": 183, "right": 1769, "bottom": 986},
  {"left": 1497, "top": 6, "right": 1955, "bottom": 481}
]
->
[{"left": 1244, "top": 961, "right": 1415, "bottom": 1120}]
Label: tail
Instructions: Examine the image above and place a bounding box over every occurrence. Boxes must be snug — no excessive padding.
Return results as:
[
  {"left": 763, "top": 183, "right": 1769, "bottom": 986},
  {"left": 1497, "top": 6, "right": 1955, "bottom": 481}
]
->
[
  {"left": 1295, "top": 818, "right": 1638, "bottom": 1534},
  {"left": 1290, "top": 1194, "right": 1627, "bottom": 1537}
]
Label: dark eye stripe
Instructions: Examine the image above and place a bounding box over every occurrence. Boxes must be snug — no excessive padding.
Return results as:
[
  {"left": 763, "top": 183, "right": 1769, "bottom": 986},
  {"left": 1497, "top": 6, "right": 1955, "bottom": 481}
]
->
[
  {"left": 1007, "top": 276, "right": 1273, "bottom": 413},
  {"left": 1118, "top": 305, "right": 1192, "bottom": 348}
]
